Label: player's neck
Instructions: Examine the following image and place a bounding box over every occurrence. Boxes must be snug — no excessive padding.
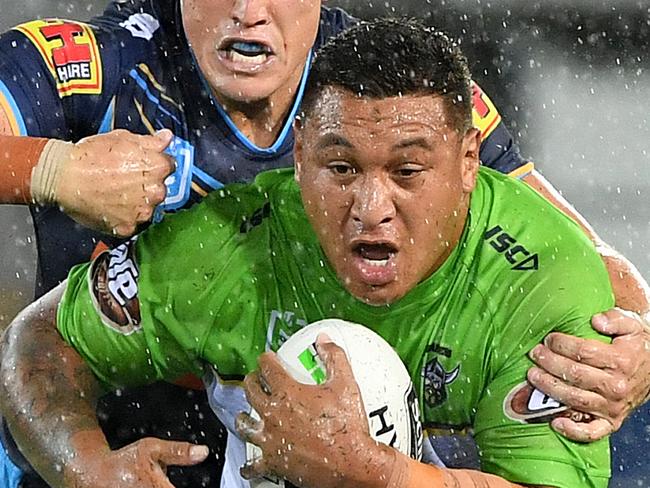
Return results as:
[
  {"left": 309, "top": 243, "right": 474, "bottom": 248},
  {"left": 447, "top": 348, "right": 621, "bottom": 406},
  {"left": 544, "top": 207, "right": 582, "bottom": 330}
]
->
[
  {"left": 214, "top": 74, "right": 302, "bottom": 149},
  {"left": 222, "top": 101, "right": 289, "bottom": 149}
]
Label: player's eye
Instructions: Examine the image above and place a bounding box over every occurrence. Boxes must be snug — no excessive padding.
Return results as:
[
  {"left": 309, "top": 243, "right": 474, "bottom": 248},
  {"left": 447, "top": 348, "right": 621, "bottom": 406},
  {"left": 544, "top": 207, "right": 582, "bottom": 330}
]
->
[
  {"left": 328, "top": 161, "right": 357, "bottom": 176},
  {"left": 395, "top": 165, "right": 424, "bottom": 179}
]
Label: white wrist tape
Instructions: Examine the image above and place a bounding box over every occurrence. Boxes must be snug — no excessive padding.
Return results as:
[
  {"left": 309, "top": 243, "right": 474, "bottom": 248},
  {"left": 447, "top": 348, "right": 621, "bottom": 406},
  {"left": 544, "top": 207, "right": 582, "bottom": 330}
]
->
[{"left": 30, "top": 139, "right": 73, "bottom": 206}]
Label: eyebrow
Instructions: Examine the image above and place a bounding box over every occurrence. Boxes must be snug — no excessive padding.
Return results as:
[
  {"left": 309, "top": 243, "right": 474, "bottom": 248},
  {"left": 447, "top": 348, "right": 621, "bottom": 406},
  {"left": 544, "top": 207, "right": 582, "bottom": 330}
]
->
[
  {"left": 392, "top": 137, "right": 432, "bottom": 151},
  {"left": 314, "top": 133, "right": 354, "bottom": 151}
]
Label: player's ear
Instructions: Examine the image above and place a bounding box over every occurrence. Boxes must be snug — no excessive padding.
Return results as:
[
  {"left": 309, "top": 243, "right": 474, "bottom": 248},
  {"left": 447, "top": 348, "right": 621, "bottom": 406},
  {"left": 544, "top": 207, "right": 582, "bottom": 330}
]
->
[
  {"left": 293, "top": 119, "right": 304, "bottom": 183},
  {"left": 460, "top": 126, "right": 480, "bottom": 193}
]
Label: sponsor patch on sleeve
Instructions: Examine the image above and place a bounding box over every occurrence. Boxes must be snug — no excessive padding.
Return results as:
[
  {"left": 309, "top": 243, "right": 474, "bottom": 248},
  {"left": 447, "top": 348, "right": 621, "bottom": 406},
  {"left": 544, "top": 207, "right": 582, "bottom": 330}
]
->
[
  {"left": 14, "top": 19, "right": 102, "bottom": 97},
  {"left": 504, "top": 382, "right": 594, "bottom": 424},
  {"left": 88, "top": 239, "right": 141, "bottom": 335},
  {"left": 471, "top": 82, "right": 502, "bottom": 141}
]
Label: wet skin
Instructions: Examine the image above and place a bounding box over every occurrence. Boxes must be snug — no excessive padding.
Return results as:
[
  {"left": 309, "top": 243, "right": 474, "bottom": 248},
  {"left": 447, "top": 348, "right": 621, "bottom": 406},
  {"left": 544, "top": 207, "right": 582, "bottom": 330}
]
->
[
  {"left": 182, "top": 0, "right": 321, "bottom": 105},
  {"left": 295, "top": 88, "right": 481, "bottom": 306}
]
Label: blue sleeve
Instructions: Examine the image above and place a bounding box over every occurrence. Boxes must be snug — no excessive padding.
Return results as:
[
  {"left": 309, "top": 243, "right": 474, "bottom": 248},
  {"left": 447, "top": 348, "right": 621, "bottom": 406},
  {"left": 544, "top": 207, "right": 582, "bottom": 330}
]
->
[
  {"left": 0, "top": 2, "right": 161, "bottom": 139},
  {"left": 0, "top": 28, "right": 68, "bottom": 138},
  {"left": 480, "top": 123, "right": 530, "bottom": 176}
]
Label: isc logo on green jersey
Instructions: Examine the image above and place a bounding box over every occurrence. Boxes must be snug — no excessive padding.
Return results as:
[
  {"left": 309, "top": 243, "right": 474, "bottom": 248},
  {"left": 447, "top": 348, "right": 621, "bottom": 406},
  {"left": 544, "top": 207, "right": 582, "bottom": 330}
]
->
[{"left": 484, "top": 225, "right": 539, "bottom": 271}]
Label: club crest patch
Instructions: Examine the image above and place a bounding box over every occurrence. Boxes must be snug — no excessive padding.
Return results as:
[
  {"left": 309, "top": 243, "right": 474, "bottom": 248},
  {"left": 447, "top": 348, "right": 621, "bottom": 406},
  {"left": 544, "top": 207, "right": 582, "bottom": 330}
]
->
[
  {"left": 422, "top": 357, "right": 461, "bottom": 408},
  {"left": 504, "top": 382, "right": 594, "bottom": 424},
  {"left": 89, "top": 239, "right": 141, "bottom": 335},
  {"left": 15, "top": 19, "right": 102, "bottom": 97}
]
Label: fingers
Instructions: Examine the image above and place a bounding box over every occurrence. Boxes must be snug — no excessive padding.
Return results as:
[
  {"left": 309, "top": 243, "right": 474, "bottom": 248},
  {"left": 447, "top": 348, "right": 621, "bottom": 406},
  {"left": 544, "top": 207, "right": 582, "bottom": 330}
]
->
[
  {"left": 550, "top": 417, "right": 613, "bottom": 443},
  {"left": 133, "top": 132, "right": 176, "bottom": 177},
  {"left": 537, "top": 333, "right": 616, "bottom": 369},
  {"left": 159, "top": 153, "right": 176, "bottom": 179},
  {"left": 316, "top": 334, "right": 354, "bottom": 385},
  {"left": 236, "top": 411, "right": 265, "bottom": 446},
  {"left": 240, "top": 456, "right": 267, "bottom": 481},
  {"left": 142, "top": 183, "right": 167, "bottom": 206},
  {"left": 592, "top": 308, "right": 646, "bottom": 336},
  {"left": 244, "top": 371, "right": 270, "bottom": 413},
  {"left": 527, "top": 366, "right": 608, "bottom": 414},
  {"left": 136, "top": 129, "right": 174, "bottom": 152},
  {"left": 142, "top": 152, "right": 176, "bottom": 179},
  {"left": 257, "top": 352, "right": 292, "bottom": 393},
  {"left": 143, "top": 438, "right": 209, "bottom": 467},
  {"left": 56, "top": 129, "right": 176, "bottom": 234},
  {"left": 149, "top": 463, "right": 178, "bottom": 488},
  {"left": 529, "top": 343, "right": 610, "bottom": 393}
]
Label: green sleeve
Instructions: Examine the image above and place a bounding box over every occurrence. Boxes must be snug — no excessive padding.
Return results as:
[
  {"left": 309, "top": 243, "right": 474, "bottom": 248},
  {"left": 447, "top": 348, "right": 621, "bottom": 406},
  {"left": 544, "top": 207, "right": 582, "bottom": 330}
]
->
[
  {"left": 473, "top": 225, "right": 614, "bottom": 487},
  {"left": 58, "top": 260, "right": 166, "bottom": 388},
  {"left": 56, "top": 184, "right": 266, "bottom": 389}
]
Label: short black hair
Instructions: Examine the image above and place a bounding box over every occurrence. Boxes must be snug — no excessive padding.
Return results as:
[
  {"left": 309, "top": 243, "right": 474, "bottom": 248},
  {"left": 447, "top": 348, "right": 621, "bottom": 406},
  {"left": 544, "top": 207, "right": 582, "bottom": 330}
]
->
[{"left": 299, "top": 18, "right": 472, "bottom": 132}]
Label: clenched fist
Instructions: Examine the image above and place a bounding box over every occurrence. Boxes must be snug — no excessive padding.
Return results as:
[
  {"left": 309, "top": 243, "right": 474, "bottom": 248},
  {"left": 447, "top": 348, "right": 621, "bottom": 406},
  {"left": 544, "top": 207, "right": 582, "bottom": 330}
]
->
[
  {"left": 237, "top": 336, "right": 398, "bottom": 488},
  {"left": 56, "top": 129, "right": 175, "bottom": 236}
]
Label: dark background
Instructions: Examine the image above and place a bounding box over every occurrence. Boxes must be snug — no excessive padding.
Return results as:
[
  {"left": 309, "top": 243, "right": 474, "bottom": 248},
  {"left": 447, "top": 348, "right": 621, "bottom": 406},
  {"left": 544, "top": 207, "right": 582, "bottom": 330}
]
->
[{"left": 0, "top": 0, "right": 648, "bottom": 485}]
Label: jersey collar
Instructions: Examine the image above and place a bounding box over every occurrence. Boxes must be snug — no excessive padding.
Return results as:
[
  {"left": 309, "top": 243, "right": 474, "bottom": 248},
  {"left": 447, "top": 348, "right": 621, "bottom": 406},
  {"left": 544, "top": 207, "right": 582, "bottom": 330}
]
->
[{"left": 192, "top": 48, "right": 313, "bottom": 156}]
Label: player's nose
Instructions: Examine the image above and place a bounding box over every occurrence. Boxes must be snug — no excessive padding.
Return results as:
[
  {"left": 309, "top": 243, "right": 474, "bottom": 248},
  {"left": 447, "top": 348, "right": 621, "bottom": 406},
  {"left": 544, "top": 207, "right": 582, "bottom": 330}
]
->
[
  {"left": 231, "top": 0, "right": 271, "bottom": 27},
  {"left": 350, "top": 174, "right": 396, "bottom": 230}
]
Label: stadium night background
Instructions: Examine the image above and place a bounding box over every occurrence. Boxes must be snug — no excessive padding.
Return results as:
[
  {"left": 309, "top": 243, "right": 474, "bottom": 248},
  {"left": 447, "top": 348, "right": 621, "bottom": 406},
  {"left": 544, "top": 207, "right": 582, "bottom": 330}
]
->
[{"left": 0, "top": 0, "right": 648, "bottom": 486}]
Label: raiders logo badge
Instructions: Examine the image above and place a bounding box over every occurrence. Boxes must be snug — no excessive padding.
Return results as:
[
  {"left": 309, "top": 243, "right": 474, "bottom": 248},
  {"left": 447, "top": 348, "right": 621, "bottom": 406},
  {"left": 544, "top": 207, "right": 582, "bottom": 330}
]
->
[{"left": 422, "top": 357, "right": 460, "bottom": 408}]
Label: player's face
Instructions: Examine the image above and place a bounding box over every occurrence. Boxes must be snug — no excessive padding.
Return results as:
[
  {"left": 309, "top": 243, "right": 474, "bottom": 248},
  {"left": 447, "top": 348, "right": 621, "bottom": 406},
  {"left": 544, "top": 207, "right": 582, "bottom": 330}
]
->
[
  {"left": 296, "top": 89, "right": 480, "bottom": 306},
  {"left": 182, "top": 0, "right": 320, "bottom": 103}
]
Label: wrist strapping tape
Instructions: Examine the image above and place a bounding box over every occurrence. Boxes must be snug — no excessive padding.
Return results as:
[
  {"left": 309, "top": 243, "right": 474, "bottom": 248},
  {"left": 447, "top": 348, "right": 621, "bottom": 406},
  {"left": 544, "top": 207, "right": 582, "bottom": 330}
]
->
[{"left": 31, "top": 139, "right": 73, "bottom": 206}]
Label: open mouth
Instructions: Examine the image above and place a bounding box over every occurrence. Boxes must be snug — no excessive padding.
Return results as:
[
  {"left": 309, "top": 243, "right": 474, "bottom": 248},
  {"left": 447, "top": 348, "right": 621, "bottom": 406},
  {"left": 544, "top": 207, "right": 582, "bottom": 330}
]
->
[
  {"left": 219, "top": 39, "right": 274, "bottom": 65},
  {"left": 353, "top": 243, "right": 397, "bottom": 267}
]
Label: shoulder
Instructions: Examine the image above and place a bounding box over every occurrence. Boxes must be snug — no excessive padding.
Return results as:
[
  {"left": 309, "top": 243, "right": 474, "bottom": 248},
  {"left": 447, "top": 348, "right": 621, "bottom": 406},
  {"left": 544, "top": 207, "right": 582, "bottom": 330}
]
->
[
  {"left": 91, "top": 0, "right": 163, "bottom": 38},
  {"left": 0, "top": 7, "right": 163, "bottom": 102},
  {"left": 90, "top": 0, "right": 168, "bottom": 70},
  {"left": 471, "top": 82, "right": 528, "bottom": 175},
  {"left": 469, "top": 169, "right": 613, "bottom": 323},
  {"left": 142, "top": 169, "right": 299, "bottom": 254}
]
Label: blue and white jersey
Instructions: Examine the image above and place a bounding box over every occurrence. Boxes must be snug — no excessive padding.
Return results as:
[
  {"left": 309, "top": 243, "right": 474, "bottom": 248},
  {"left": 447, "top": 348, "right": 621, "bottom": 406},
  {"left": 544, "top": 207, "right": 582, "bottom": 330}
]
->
[{"left": 0, "top": 0, "right": 356, "bottom": 296}]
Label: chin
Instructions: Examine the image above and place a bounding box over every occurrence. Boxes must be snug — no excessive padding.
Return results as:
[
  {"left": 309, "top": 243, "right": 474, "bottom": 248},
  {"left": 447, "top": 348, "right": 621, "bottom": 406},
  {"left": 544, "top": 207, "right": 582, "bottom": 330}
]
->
[
  {"left": 208, "top": 73, "right": 280, "bottom": 104},
  {"left": 350, "top": 284, "right": 403, "bottom": 307},
  {"left": 223, "top": 84, "right": 274, "bottom": 103}
]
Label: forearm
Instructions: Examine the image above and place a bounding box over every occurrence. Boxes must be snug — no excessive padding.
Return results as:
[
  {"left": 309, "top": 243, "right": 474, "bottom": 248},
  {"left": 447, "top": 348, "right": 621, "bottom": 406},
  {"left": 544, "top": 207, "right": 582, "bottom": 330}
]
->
[
  {"left": 0, "top": 283, "right": 108, "bottom": 487},
  {"left": 523, "top": 170, "right": 650, "bottom": 314},
  {"left": 0, "top": 105, "right": 46, "bottom": 204},
  {"left": 403, "top": 457, "right": 531, "bottom": 488},
  {"left": 0, "top": 134, "right": 49, "bottom": 203},
  {"left": 598, "top": 246, "right": 650, "bottom": 315}
]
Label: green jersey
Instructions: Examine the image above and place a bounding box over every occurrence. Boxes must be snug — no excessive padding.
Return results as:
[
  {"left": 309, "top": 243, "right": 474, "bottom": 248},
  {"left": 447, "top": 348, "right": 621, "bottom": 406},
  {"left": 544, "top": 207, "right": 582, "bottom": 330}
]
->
[{"left": 58, "top": 167, "right": 613, "bottom": 487}]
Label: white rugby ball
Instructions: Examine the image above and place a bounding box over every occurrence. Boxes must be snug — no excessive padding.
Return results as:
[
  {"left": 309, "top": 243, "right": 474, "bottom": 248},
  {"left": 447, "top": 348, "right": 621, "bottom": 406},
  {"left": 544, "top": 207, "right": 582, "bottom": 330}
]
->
[{"left": 247, "top": 318, "right": 423, "bottom": 487}]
